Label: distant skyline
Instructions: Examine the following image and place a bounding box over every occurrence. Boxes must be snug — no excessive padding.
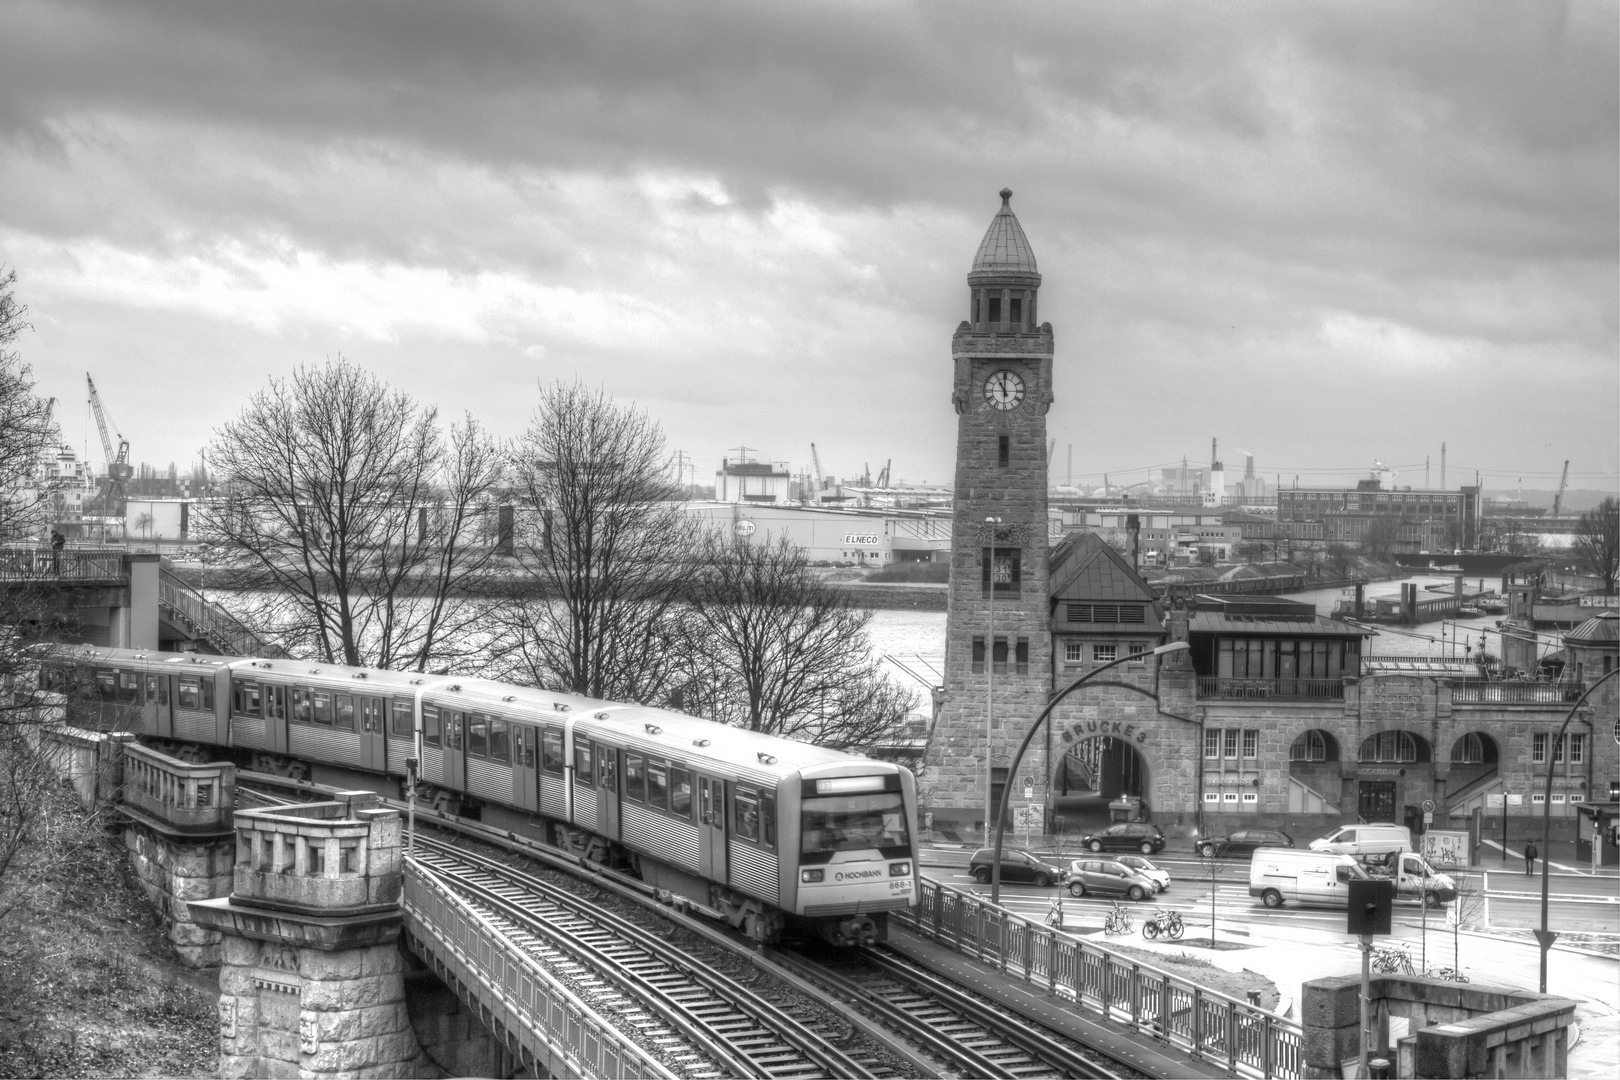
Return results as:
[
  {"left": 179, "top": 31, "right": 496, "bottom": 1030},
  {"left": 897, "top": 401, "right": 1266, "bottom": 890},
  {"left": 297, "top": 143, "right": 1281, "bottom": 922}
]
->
[{"left": 2, "top": 1, "right": 1615, "bottom": 493}]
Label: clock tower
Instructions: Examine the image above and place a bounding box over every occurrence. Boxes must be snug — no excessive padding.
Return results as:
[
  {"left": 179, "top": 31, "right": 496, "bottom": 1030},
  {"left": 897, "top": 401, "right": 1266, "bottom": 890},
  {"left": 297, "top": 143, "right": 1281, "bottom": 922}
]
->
[{"left": 924, "top": 189, "right": 1055, "bottom": 842}]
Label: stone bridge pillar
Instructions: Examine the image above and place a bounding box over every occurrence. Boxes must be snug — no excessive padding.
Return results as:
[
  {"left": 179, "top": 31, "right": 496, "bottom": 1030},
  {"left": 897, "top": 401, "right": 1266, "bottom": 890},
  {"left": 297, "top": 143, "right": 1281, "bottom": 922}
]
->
[
  {"left": 119, "top": 743, "right": 238, "bottom": 965},
  {"left": 189, "top": 791, "right": 432, "bottom": 1078}
]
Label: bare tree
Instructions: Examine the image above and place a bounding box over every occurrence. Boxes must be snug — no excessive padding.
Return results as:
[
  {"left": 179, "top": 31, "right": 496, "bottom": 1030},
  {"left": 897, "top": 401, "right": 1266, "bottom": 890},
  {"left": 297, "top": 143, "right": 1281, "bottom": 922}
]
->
[
  {"left": 197, "top": 357, "right": 506, "bottom": 670},
  {"left": 0, "top": 266, "right": 57, "bottom": 547},
  {"left": 1571, "top": 496, "right": 1619, "bottom": 595},
  {"left": 489, "top": 382, "right": 697, "bottom": 703},
  {"left": 686, "top": 532, "right": 916, "bottom": 751}
]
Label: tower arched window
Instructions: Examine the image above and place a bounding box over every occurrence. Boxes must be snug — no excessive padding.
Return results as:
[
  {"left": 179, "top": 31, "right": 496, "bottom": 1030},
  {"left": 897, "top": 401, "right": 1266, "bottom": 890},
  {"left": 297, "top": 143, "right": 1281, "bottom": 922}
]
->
[{"left": 1359, "top": 730, "right": 1419, "bottom": 763}]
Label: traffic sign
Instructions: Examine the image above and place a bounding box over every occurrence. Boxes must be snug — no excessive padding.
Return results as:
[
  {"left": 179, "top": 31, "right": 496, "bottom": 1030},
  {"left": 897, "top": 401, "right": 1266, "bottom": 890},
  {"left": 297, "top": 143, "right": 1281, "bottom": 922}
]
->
[
  {"left": 1422, "top": 799, "right": 1436, "bottom": 813},
  {"left": 1423, "top": 811, "right": 1433, "bottom": 825}
]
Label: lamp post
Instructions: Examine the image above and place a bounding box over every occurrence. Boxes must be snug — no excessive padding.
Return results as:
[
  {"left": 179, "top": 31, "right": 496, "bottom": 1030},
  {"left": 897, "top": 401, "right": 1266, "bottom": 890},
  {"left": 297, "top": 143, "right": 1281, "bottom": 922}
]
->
[
  {"left": 983, "top": 516, "right": 1002, "bottom": 848},
  {"left": 1538, "top": 666, "right": 1618, "bottom": 992},
  {"left": 990, "top": 640, "right": 1192, "bottom": 906}
]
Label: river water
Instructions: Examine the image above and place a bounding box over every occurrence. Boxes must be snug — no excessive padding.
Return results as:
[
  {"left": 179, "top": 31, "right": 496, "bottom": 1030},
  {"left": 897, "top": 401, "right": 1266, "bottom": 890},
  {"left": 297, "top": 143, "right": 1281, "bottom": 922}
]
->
[{"left": 867, "top": 573, "right": 1515, "bottom": 689}]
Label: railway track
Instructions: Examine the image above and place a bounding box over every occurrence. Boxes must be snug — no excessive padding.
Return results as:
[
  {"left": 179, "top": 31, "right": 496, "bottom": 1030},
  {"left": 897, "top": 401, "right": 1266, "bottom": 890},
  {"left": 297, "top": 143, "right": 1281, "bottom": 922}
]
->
[
  {"left": 771, "top": 943, "right": 1129, "bottom": 1080},
  {"left": 234, "top": 775, "right": 1142, "bottom": 1078},
  {"left": 409, "top": 834, "right": 892, "bottom": 1080}
]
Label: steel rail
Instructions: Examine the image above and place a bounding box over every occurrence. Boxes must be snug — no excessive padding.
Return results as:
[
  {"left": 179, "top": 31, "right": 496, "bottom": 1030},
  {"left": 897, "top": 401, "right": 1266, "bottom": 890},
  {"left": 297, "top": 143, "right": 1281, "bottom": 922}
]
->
[{"left": 410, "top": 834, "right": 881, "bottom": 1080}]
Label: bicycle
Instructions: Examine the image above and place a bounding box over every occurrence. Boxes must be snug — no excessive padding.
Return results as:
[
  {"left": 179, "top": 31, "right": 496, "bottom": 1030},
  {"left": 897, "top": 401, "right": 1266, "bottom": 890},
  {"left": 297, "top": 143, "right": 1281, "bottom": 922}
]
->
[
  {"left": 1423, "top": 966, "right": 1469, "bottom": 983},
  {"left": 1045, "top": 896, "right": 1065, "bottom": 930},
  {"left": 1370, "top": 944, "right": 1414, "bottom": 975},
  {"left": 1104, "top": 902, "right": 1134, "bottom": 936},
  {"left": 1141, "top": 908, "right": 1185, "bottom": 940}
]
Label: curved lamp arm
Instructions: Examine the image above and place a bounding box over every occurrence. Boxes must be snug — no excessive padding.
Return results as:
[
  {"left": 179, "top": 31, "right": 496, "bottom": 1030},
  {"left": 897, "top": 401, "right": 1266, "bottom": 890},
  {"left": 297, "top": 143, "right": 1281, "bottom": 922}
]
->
[{"left": 990, "top": 640, "right": 1191, "bottom": 906}]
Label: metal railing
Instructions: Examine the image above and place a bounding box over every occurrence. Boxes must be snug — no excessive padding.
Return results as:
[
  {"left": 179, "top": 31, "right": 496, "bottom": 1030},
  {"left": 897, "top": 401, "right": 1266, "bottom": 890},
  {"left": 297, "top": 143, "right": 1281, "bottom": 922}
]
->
[
  {"left": 1363, "top": 654, "right": 1475, "bottom": 673},
  {"left": 157, "top": 569, "right": 270, "bottom": 657},
  {"left": 896, "top": 878, "right": 1303, "bottom": 1078},
  {"left": 1448, "top": 679, "right": 1583, "bottom": 705},
  {"left": 402, "top": 862, "right": 674, "bottom": 1080},
  {"left": 0, "top": 545, "right": 124, "bottom": 582},
  {"left": 1196, "top": 677, "right": 1345, "bottom": 701}
]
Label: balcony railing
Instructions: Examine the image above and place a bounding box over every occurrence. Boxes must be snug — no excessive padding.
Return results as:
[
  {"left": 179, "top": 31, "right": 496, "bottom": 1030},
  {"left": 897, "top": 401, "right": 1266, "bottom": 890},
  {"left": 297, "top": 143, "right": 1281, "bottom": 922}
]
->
[
  {"left": 1448, "top": 679, "right": 1583, "bottom": 705},
  {"left": 1197, "top": 677, "right": 1345, "bottom": 701},
  {"left": 0, "top": 545, "right": 124, "bottom": 582}
]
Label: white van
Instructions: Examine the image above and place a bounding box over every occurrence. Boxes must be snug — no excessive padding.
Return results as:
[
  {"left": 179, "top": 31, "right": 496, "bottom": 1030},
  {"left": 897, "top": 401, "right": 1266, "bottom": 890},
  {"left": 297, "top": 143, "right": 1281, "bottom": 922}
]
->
[
  {"left": 1307, "top": 823, "right": 1412, "bottom": 863},
  {"left": 1250, "top": 848, "right": 1456, "bottom": 909},
  {"left": 1250, "top": 849, "right": 1369, "bottom": 909}
]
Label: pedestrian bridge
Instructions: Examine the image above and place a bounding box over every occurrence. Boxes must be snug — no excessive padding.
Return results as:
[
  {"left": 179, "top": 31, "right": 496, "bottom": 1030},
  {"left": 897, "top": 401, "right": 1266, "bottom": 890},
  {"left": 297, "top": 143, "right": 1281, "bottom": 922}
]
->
[{"left": 0, "top": 544, "right": 269, "bottom": 655}]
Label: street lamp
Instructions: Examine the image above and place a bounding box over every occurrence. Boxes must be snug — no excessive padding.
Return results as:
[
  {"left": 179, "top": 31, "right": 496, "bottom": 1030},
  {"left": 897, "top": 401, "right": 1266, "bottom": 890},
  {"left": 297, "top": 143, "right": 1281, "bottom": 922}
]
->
[
  {"left": 990, "top": 640, "right": 1192, "bottom": 906},
  {"left": 983, "top": 516, "right": 1002, "bottom": 848},
  {"left": 1537, "top": 667, "right": 1618, "bottom": 992}
]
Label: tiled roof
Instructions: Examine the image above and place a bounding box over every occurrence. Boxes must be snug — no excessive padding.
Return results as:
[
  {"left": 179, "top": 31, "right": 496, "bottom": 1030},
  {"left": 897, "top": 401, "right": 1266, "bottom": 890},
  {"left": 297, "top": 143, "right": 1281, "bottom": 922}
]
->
[
  {"left": 1050, "top": 532, "right": 1159, "bottom": 604},
  {"left": 971, "top": 189, "right": 1039, "bottom": 274}
]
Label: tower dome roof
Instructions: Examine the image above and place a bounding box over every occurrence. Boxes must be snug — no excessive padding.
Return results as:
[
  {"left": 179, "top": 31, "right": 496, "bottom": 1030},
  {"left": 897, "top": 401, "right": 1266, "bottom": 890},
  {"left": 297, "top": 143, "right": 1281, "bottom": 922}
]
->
[{"left": 970, "top": 189, "right": 1038, "bottom": 275}]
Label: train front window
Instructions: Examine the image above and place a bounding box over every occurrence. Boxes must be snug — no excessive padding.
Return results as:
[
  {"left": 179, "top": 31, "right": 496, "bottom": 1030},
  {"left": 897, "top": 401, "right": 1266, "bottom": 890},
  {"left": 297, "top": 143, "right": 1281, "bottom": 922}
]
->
[{"left": 801, "top": 793, "right": 910, "bottom": 856}]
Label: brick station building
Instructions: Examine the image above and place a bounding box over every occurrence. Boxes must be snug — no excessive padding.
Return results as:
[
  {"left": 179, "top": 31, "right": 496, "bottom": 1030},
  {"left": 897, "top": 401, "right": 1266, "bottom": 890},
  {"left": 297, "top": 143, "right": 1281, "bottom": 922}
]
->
[{"left": 919, "top": 194, "right": 1620, "bottom": 856}]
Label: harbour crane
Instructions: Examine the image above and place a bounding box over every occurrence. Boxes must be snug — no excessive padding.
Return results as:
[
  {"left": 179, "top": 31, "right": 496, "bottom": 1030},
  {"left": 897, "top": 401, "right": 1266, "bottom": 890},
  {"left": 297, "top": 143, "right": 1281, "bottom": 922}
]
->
[
  {"left": 86, "top": 374, "right": 134, "bottom": 511},
  {"left": 1552, "top": 460, "right": 1570, "bottom": 517},
  {"left": 809, "top": 443, "right": 826, "bottom": 504},
  {"left": 877, "top": 459, "right": 891, "bottom": 489}
]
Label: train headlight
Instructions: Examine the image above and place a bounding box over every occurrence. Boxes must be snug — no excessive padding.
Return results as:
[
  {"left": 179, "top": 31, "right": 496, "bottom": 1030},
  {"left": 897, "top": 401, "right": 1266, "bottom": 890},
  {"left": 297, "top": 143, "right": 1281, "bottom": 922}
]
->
[
  {"left": 801, "top": 869, "right": 825, "bottom": 883},
  {"left": 890, "top": 862, "right": 911, "bottom": 877}
]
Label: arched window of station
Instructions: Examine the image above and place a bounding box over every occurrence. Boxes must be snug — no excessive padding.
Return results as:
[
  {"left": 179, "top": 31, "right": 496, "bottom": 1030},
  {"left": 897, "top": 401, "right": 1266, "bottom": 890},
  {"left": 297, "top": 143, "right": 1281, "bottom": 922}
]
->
[
  {"left": 1289, "top": 729, "right": 1340, "bottom": 763},
  {"left": 1448, "top": 732, "right": 1499, "bottom": 767},
  {"left": 1357, "top": 730, "right": 1432, "bottom": 764}
]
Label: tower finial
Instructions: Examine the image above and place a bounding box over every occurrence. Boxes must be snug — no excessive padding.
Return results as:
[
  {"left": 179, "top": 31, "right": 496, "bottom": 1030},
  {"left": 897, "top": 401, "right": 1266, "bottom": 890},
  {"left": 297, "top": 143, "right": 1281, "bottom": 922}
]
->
[{"left": 999, "top": 187, "right": 1013, "bottom": 208}]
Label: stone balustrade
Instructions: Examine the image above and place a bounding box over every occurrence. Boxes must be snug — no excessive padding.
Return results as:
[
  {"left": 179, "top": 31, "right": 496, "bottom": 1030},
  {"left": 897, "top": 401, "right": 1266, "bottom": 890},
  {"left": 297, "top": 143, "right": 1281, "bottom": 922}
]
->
[
  {"left": 123, "top": 742, "right": 236, "bottom": 832},
  {"left": 230, "top": 792, "right": 401, "bottom": 917},
  {"left": 1302, "top": 972, "right": 1576, "bottom": 1078}
]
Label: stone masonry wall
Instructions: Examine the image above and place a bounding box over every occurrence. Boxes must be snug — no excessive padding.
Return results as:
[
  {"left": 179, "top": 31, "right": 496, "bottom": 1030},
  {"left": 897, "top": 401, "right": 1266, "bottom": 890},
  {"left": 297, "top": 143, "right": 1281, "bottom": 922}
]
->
[
  {"left": 124, "top": 821, "right": 234, "bottom": 967},
  {"left": 216, "top": 935, "right": 431, "bottom": 1079}
]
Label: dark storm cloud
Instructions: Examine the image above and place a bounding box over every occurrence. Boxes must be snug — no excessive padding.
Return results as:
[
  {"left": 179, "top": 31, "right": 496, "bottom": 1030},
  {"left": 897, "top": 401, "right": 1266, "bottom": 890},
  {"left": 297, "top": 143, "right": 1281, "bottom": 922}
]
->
[{"left": 0, "top": 0, "right": 1613, "bottom": 483}]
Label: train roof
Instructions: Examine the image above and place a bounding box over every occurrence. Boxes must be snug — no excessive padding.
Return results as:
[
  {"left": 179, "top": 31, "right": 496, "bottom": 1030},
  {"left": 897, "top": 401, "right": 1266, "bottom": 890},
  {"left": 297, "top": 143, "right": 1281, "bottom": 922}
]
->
[{"left": 54, "top": 645, "right": 232, "bottom": 672}]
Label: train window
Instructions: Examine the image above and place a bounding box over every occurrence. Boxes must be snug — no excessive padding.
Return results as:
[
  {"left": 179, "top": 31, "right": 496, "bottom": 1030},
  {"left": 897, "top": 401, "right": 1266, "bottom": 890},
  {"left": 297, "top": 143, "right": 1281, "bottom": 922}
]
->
[
  {"left": 265, "top": 685, "right": 286, "bottom": 720},
  {"left": 145, "top": 675, "right": 158, "bottom": 703},
  {"left": 713, "top": 784, "right": 725, "bottom": 829},
  {"left": 518, "top": 728, "right": 536, "bottom": 769},
  {"left": 391, "top": 701, "right": 413, "bottom": 738},
  {"left": 646, "top": 761, "right": 669, "bottom": 812},
  {"left": 334, "top": 694, "right": 355, "bottom": 731},
  {"left": 447, "top": 712, "right": 463, "bottom": 750},
  {"left": 178, "top": 677, "right": 201, "bottom": 710},
  {"left": 699, "top": 779, "right": 711, "bottom": 824},
  {"left": 670, "top": 768, "right": 692, "bottom": 819},
  {"left": 735, "top": 790, "right": 761, "bottom": 842},
  {"left": 201, "top": 678, "right": 214, "bottom": 711},
  {"left": 312, "top": 691, "right": 332, "bottom": 726},
  {"left": 488, "top": 719, "right": 510, "bottom": 764},
  {"left": 800, "top": 791, "right": 911, "bottom": 858},
  {"left": 96, "top": 670, "right": 116, "bottom": 699},
  {"left": 762, "top": 795, "right": 776, "bottom": 848},
  {"left": 291, "top": 688, "right": 312, "bottom": 724},
  {"left": 541, "top": 730, "right": 564, "bottom": 775},
  {"left": 467, "top": 714, "right": 488, "bottom": 758},
  {"left": 423, "top": 706, "right": 441, "bottom": 746},
  {"left": 118, "top": 671, "right": 139, "bottom": 704},
  {"left": 233, "top": 681, "right": 261, "bottom": 718},
  {"left": 597, "top": 752, "right": 616, "bottom": 792},
  {"left": 156, "top": 676, "right": 169, "bottom": 706},
  {"left": 574, "top": 743, "right": 592, "bottom": 786},
  {"left": 625, "top": 755, "right": 645, "bottom": 803}
]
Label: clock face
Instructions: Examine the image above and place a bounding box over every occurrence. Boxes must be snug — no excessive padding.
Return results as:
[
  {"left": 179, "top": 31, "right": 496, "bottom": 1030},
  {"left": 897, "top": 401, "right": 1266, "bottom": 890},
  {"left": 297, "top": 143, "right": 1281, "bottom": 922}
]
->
[{"left": 983, "top": 369, "right": 1026, "bottom": 411}]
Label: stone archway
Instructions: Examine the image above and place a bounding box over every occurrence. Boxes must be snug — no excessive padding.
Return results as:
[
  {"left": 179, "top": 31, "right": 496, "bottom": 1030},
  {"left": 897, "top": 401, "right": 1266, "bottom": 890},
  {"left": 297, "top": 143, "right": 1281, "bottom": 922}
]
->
[{"left": 1052, "top": 735, "right": 1153, "bottom": 834}]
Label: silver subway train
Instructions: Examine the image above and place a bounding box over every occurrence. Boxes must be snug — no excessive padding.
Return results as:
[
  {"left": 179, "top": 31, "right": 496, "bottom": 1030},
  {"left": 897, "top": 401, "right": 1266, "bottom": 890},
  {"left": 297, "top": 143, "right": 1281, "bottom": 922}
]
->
[{"left": 45, "top": 646, "right": 919, "bottom": 945}]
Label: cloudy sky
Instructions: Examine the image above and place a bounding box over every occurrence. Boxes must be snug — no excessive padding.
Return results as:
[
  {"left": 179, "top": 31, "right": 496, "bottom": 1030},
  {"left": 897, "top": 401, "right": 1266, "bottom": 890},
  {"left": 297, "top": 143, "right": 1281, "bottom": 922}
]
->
[{"left": 2, "top": 0, "right": 1615, "bottom": 494}]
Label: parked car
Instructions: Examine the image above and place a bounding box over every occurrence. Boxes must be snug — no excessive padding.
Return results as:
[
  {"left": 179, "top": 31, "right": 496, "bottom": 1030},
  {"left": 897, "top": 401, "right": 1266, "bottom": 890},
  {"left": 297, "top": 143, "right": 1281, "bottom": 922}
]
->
[
  {"left": 1078, "top": 822, "right": 1166, "bottom": 855},
  {"left": 968, "top": 847, "right": 1066, "bottom": 887},
  {"left": 1112, "top": 854, "right": 1171, "bottom": 892},
  {"left": 1197, "top": 828, "right": 1295, "bottom": 859},
  {"left": 1065, "top": 858, "right": 1156, "bottom": 901}
]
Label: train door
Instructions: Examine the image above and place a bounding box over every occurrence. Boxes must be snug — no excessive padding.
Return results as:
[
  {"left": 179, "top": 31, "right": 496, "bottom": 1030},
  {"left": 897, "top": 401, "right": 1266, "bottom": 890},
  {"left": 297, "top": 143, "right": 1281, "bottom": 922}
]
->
[
  {"left": 596, "top": 743, "right": 620, "bottom": 841},
  {"left": 511, "top": 725, "right": 539, "bottom": 812},
  {"left": 443, "top": 710, "right": 466, "bottom": 791},
  {"left": 149, "top": 673, "right": 173, "bottom": 739},
  {"left": 698, "top": 776, "right": 728, "bottom": 883},
  {"left": 263, "top": 685, "right": 289, "bottom": 753},
  {"left": 358, "top": 697, "right": 386, "bottom": 773}
]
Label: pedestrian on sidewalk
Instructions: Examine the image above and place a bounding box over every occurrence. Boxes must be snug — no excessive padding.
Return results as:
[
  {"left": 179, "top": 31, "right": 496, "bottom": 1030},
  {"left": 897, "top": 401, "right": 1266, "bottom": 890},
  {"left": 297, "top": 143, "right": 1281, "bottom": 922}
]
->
[{"left": 1523, "top": 841, "right": 1538, "bottom": 876}]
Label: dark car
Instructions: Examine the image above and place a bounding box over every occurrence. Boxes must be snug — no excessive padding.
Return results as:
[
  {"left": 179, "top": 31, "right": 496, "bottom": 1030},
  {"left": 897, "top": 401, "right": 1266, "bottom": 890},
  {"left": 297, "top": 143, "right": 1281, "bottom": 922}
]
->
[
  {"left": 1197, "top": 828, "right": 1294, "bottom": 859},
  {"left": 1078, "top": 822, "right": 1166, "bottom": 855},
  {"left": 1065, "top": 859, "right": 1156, "bottom": 901},
  {"left": 968, "top": 847, "right": 1066, "bottom": 887}
]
